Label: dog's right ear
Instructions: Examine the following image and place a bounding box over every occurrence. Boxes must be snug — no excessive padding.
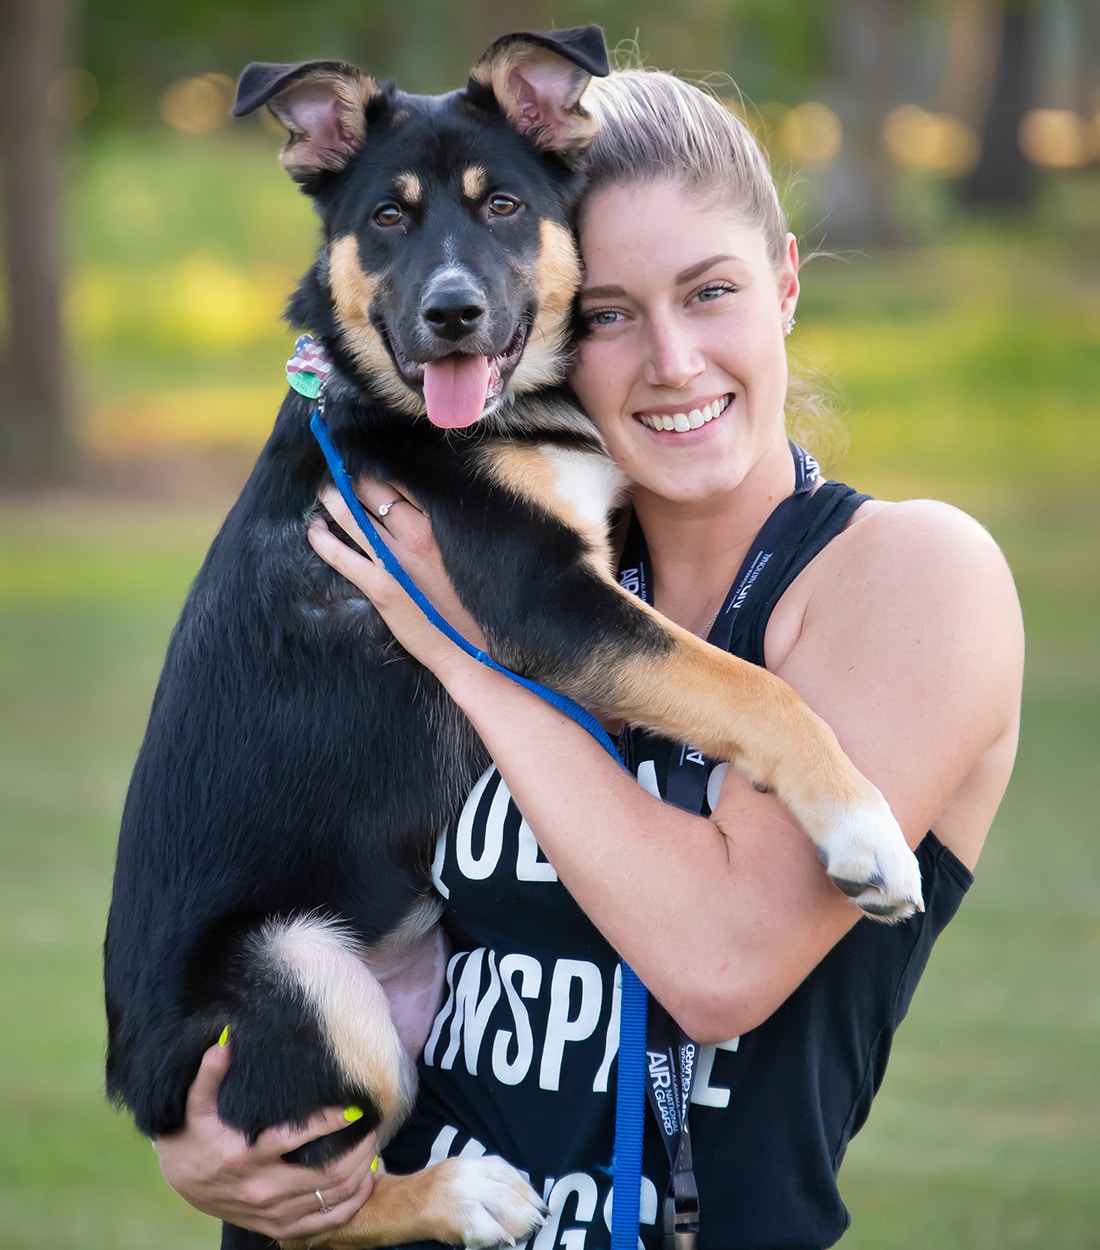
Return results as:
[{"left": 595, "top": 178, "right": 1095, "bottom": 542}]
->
[
  {"left": 233, "top": 61, "right": 379, "bottom": 184},
  {"left": 467, "top": 25, "right": 609, "bottom": 163}
]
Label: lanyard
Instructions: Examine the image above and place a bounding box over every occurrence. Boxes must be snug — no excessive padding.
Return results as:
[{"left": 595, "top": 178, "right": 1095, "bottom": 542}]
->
[
  {"left": 646, "top": 999, "right": 701, "bottom": 1248},
  {"left": 619, "top": 442, "right": 819, "bottom": 1249},
  {"left": 619, "top": 442, "right": 818, "bottom": 818}
]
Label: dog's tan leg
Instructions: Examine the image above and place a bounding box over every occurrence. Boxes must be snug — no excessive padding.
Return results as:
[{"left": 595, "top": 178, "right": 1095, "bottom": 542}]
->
[
  {"left": 563, "top": 599, "right": 924, "bottom": 922},
  {"left": 478, "top": 441, "right": 922, "bottom": 919},
  {"left": 281, "top": 1157, "right": 547, "bottom": 1250}
]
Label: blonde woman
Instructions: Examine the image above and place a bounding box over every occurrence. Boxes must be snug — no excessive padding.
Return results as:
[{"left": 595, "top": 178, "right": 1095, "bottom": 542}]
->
[{"left": 159, "top": 67, "right": 1022, "bottom": 1250}]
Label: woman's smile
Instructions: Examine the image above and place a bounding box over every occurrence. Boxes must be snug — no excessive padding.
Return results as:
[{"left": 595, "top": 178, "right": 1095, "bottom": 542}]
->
[{"left": 635, "top": 393, "right": 733, "bottom": 433}]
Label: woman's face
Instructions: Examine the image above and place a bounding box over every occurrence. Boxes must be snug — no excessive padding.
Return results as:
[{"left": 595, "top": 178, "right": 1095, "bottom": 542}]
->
[{"left": 571, "top": 179, "right": 799, "bottom": 508}]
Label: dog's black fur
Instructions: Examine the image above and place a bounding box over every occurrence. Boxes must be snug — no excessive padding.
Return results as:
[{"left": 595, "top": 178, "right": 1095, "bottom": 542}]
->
[{"left": 105, "top": 26, "right": 920, "bottom": 1250}]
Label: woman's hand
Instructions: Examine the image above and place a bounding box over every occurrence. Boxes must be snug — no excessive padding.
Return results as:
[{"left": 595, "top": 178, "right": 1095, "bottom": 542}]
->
[
  {"left": 154, "top": 1040, "right": 379, "bottom": 1240},
  {"left": 309, "top": 478, "right": 487, "bottom": 681}
]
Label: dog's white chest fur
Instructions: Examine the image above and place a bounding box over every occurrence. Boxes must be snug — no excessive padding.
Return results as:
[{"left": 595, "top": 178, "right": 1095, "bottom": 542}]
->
[{"left": 540, "top": 444, "right": 628, "bottom": 535}]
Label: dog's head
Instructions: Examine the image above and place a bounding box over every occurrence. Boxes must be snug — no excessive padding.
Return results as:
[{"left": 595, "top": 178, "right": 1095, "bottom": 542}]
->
[{"left": 234, "top": 27, "right": 608, "bottom": 430}]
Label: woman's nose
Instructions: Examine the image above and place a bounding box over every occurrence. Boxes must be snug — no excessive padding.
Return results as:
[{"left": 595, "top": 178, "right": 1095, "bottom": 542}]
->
[{"left": 642, "top": 317, "right": 705, "bottom": 389}]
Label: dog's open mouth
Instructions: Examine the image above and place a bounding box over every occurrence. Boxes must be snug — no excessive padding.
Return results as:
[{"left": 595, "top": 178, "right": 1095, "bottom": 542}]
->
[{"left": 388, "top": 318, "right": 530, "bottom": 429}]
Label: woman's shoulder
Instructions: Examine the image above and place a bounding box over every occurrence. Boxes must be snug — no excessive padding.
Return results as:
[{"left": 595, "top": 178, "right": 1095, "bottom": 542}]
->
[
  {"left": 845, "top": 493, "right": 1002, "bottom": 546},
  {"left": 769, "top": 493, "right": 1022, "bottom": 677},
  {"left": 817, "top": 494, "right": 1017, "bottom": 607},
  {"left": 771, "top": 492, "right": 1023, "bottom": 872}
]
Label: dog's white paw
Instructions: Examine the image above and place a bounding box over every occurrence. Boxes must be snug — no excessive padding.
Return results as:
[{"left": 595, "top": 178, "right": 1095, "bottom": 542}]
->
[
  {"left": 816, "top": 792, "right": 924, "bottom": 922},
  {"left": 451, "top": 1156, "right": 548, "bottom": 1248}
]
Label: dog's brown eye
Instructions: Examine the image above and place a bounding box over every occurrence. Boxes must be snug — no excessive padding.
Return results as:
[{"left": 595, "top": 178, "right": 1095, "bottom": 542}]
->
[
  {"left": 373, "top": 204, "right": 404, "bottom": 227},
  {"left": 487, "top": 195, "right": 520, "bottom": 217}
]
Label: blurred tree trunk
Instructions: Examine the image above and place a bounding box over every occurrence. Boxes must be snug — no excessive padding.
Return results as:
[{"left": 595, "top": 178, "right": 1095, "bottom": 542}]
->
[
  {"left": 0, "top": 0, "right": 76, "bottom": 488},
  {"left": 1074, "top": 0, "right": 1099, "bottom": 167},
  {"left": 957, "top": 0, "right": 1038, "bottom": 208},
  {"left": 815, "top": 0, "right": 906, "bottom": 247}
]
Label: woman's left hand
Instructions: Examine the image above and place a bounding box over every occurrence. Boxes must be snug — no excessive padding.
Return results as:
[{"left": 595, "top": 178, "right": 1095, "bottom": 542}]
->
[{"left": 309, "top": 479, "right": 488, "bottom": 679}]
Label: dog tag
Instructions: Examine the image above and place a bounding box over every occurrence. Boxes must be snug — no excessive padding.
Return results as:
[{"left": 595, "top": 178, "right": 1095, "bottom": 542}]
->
[
  {"left": 286, "top": 333, "right": 332, "bottom": 398},
  {"left": 287, "top": 370, "right": 323, "bottom": 399}
]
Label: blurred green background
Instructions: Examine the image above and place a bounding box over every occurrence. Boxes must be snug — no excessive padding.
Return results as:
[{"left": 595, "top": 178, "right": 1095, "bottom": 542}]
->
[{"left": 1, "top": 2, "right": 1098, "bottom": 1248}]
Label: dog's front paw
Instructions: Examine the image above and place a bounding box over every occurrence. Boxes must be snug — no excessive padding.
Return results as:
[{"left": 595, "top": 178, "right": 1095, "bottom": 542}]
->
[
  {"left": 447, "top": 1156, "right": 548, "bottom": 1248},
  {"left": 816, "top": 792, "right": 924, "bottom": 922}
]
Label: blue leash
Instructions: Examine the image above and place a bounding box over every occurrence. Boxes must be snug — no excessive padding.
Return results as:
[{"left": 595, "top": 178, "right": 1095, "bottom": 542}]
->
[{"left": 309, "top": 407, "right": 648, "bottom": 1248}]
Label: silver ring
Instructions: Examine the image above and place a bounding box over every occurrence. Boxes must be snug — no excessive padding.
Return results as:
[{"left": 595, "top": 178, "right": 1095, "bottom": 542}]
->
[
  {"left": 315, "top": 1188, "right": 334, "bottom": 1215},
  {"left": 377, "top": 499, "right": 401, "bottom": 519}
]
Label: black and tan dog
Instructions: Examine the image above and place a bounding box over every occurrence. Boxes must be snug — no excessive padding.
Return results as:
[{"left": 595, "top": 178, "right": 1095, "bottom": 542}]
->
[{"left": 104, "top": 27, "right": 921, "bottom": 1250}]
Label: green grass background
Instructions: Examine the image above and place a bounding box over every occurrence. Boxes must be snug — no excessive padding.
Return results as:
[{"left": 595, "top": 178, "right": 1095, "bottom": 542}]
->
[{"left": 1, "top": 131, "right": 1098, "bottom": 1248}]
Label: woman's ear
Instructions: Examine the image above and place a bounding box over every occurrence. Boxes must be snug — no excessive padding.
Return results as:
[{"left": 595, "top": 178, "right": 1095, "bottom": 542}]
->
[{"left": 779, "top": 233, "right": 800, "bottom": 326}]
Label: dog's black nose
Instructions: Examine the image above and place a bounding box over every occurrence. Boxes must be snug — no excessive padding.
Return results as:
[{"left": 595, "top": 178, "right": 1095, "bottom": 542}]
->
[{"left": 421, "top": 275, "right": 487, "bottom": 341}]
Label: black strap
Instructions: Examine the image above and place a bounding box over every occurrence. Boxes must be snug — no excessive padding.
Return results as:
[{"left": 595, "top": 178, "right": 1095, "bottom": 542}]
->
[
  {"left": 728, "top": 479, "right": 869, "bottom": 669},
  {"left": 619, "top": 442, "right": 828, "bottom": 819},
  {"left": 618, "top": 444, "right": 868, "bottom": 1249},
  {"left": 645, "top": 999, "right": 701, "bottom": 1248}
]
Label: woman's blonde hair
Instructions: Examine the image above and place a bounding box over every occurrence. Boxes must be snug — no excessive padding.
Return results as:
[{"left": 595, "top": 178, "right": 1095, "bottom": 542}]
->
[
  {"left": 581, "top": 68, "right": 790, "bottom": 268},
  {"left": 579, "top": 68, "right": 843, "bottom": 459}
]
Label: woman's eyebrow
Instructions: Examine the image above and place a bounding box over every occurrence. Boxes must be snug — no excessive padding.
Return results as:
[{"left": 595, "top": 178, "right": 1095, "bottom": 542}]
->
[
  {"left": 579, "top": 255, "right": 743, "bottom": 302},
  {"left": 676, "top": 254, "right": 739, "bottom": 284},
  {"left": 577, "top": 283, "right": 627, "bottom": 301}
]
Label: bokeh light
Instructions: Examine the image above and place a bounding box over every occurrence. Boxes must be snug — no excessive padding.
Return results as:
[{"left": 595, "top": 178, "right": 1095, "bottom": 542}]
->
[
  {"left": 158, "top": 74, "right": 235, "bottom": 136},
  {"left": 1018, "top": 108, "right": 1092, "bottom": 168},
  {"left": 774, "top": 102, "right": 843, "bottom": 165},
  {"left": 881, "top": 105, "right": 979, "bottom": 177}
]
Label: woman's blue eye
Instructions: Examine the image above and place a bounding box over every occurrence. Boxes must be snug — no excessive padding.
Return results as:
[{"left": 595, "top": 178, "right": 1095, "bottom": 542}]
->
[
  {"left": 586, "top": 309, "right": 619, "bottom": 326},
  {"left": 697, "top": 284, "right": 731, "bottom": 302}
]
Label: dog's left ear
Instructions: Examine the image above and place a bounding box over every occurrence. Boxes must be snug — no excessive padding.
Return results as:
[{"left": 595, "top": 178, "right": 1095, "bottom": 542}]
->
[{"left": 468, "top": 25, "right": 609, "bottom": 162}]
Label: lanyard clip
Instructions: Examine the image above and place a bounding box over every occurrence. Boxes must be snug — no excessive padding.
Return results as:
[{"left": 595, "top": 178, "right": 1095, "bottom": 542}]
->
[{"left": 662, "top": 1193, "right": 700, "bottom": 1250}]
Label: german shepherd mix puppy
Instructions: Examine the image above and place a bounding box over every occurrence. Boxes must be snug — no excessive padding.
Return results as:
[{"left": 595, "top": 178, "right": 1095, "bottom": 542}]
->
[{"left": 105, "top": 26, "right": 922, "bottom": 1250}]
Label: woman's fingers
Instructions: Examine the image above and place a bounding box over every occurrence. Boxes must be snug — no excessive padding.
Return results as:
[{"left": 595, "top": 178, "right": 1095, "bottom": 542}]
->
[
  {"left": 353, "top": 478, "right": 422, "bottom": 520},
  {"left": 316, "top": 478, "right": 420, "bottom": 540},
  {"left": 185, "top": 1036, "right": 232, "bottom": 1120},
  {"left": 156, "top": 1036, "right": 380, "bottom": 1238},
  {"left": 311, "top": 476, "right": 489, "bottom": 665},
  {"left": 315, "top": 483, "right": 375, "bottom": 550},
  {"left": 274, "top": 1126, "right": 380, "bottom": 1238},
  {"left": 307, "top": 515, "right": 390, "bottom": 607},
  {"left": 260, "top": 1105, "right": 374, "bottom": 1160}
]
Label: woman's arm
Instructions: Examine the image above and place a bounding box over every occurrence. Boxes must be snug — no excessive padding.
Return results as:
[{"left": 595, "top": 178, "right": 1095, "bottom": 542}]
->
[{"left": 310, "top": 486, "right": 1023, "bottom": 1044}]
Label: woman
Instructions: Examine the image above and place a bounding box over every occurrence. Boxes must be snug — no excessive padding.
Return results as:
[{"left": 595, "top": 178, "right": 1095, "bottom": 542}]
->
[{"left": 156, "top": 68, "right": 1023, "bottom": 1248}]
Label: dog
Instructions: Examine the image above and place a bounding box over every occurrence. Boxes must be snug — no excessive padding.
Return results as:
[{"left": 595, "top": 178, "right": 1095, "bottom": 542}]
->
[{"left": 104, "top": 26, "right": 922, "bottom": 1250}]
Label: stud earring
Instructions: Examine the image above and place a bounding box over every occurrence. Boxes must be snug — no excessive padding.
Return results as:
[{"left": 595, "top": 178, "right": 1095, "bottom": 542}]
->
[{"left": 784, "top": 316, "right": 797, "bottom": 337}]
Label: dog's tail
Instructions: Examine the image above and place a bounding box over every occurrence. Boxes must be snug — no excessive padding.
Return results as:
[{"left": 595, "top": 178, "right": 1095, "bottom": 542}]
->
[{"left": 215, "top": 913, "right": 418, "bottom": 1164}]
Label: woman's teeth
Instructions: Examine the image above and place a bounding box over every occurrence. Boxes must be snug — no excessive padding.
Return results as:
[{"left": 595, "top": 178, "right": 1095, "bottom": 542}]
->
[{"left": 637, "top": 395, "right": 730, "bottom": 432}]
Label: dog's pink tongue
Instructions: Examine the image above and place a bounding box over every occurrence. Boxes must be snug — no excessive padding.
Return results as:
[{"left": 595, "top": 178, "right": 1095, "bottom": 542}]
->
[{"left": 422, "top": 355, "right": 491, "bottom": 429}]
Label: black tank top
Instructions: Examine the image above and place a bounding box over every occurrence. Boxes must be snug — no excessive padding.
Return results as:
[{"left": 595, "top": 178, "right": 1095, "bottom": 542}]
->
[{"left": 383, "top": 480, "right": 973, "bottom": 1249}]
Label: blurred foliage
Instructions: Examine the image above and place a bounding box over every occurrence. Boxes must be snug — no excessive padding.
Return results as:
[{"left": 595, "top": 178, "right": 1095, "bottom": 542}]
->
[
  {"left": 77, "top": 0, "right": 846, "bottom": 127},
  {"left": 61, "top": 124, "right": 1100, "bottom": 498}
]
